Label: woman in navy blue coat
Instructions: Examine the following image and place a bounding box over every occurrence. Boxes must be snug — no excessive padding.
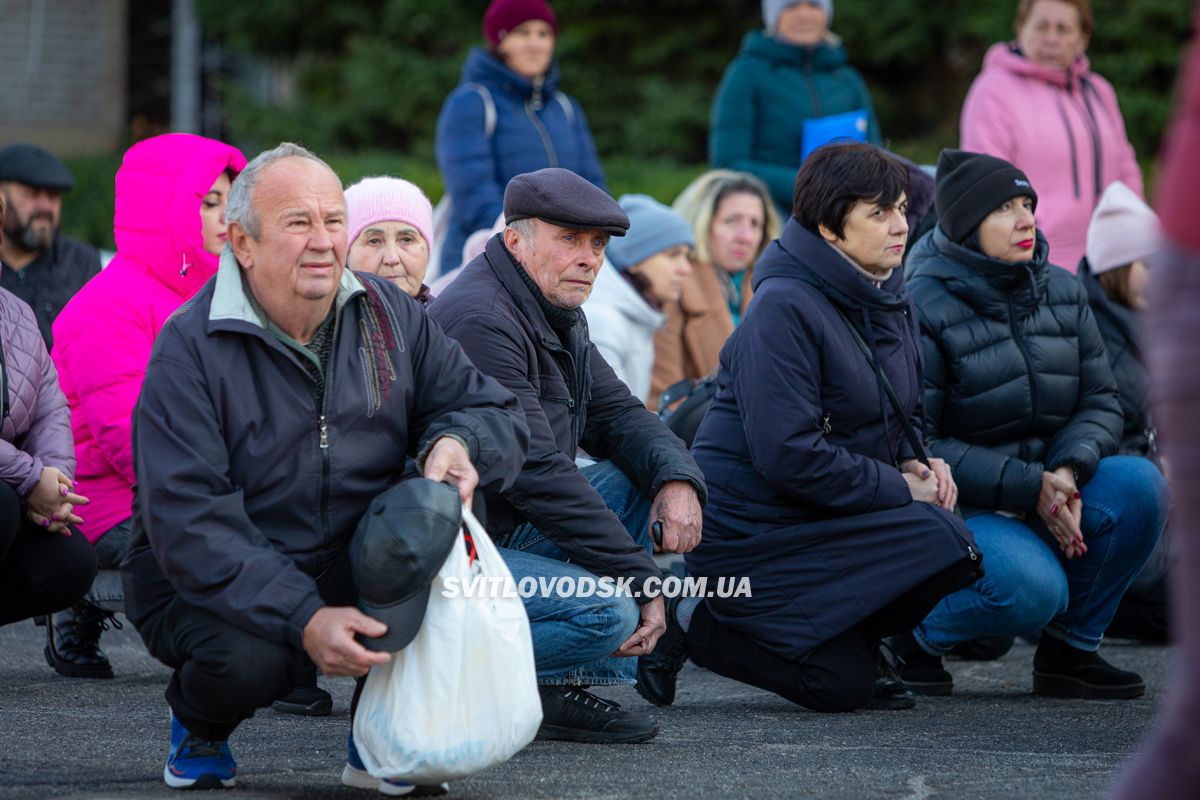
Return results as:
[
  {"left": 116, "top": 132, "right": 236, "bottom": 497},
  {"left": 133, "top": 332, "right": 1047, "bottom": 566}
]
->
[
  {"left": 434, "top": 0, "right": 606, "bottom": 276},
  {"left": 636, "top": 144, "right": 982, "bottom": 714}
]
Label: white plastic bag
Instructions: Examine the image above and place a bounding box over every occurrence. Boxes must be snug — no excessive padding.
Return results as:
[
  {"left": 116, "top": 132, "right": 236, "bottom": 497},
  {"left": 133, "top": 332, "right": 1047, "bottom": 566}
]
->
[{"left": 353, "top": 506, "right": 542, "bottom": 784}]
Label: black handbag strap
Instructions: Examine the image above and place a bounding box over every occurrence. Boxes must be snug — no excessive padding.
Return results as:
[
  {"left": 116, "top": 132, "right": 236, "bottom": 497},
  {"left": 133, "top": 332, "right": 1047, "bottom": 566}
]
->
[{"left": 832, "top": 305, "right": 929, "bottom": 467}]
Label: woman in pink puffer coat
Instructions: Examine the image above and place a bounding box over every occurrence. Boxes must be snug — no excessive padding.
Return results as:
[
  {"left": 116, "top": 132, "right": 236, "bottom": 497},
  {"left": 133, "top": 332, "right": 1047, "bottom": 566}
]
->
[
  {"left": 47, "top": 133, "right": 245, "bottom": 679},
  {"left": 959, "top": 0, "right": 1142, "bottom": 274}
]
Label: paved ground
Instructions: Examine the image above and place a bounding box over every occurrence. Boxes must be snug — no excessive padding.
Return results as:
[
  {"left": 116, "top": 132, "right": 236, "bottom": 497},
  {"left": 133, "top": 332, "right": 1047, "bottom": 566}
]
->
[{"left": 0, "top": 619, "right": 1171, "bottom": 799}]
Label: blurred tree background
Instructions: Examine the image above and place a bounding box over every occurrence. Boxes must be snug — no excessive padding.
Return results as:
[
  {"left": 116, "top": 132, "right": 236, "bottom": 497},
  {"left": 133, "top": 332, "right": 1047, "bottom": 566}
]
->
[{"left": 63, "top": 0, "right": 1191, "bottom": 249}]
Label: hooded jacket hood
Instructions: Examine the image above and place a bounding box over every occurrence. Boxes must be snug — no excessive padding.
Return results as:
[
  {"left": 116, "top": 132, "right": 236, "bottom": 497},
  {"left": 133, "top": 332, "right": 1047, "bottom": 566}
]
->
[
  {"left": 754, "top": 218, "right": 911, "bottom": 313},
  {"left": 982, "top": 43, "right": 1092, "bottom": 90},
  {"left": 740, "top": 29, "right": 848, "bottom": 71},
  {"left": 905, "top": 226, "right": 1051, "bottom": 321},
  {"left": 462, "top": 46, "right": 562, "bottom": 100},
  {"left": 113, "top": 133, "right": 246, "bottom": 300}
]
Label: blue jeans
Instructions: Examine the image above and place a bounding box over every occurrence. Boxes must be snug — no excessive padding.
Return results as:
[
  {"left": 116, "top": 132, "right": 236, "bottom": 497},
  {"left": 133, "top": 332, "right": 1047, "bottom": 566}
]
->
[
  {"left": 916, "top": 456, "right": 1168, "bottom": 653},
  {"left": 498, "top": 460, "right": 652, "bottom": 686}
]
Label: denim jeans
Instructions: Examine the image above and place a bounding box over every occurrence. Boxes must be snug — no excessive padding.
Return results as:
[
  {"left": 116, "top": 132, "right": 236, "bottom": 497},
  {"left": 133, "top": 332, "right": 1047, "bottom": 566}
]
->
[
  {"left": 498, "top": 460, "right": 652, "bottom": 686},
  {"left": 915, "top": 456, "right": 1168, "bottom": 653},
  {"left": 88, "top": 518, "right": 131, "bottom": 612}
]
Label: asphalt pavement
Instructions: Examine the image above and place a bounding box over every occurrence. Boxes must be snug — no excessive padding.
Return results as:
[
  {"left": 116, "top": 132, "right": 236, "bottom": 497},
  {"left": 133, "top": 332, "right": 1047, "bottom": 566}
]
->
[{"left": 0, "top": 619, "right": 1171, "bottom": 799}]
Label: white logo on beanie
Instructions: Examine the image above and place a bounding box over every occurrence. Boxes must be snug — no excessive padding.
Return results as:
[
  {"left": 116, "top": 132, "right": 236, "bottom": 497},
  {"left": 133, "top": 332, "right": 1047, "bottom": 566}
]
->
[{"left": 1014, "top": 179, "right": 1031, "bottom": 188}]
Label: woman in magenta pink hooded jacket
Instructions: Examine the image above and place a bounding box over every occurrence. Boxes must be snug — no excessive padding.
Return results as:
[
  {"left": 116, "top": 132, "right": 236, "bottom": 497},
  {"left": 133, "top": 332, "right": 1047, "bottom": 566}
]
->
[
  {"left": 959, "top": 0, "right": 1142, "bottom": 273},
  {"left": 52, "top": 134, "right": 245, "bottom": 549},
  {"left": 43, "top": 134, "right": 245, "bottom": 679}
]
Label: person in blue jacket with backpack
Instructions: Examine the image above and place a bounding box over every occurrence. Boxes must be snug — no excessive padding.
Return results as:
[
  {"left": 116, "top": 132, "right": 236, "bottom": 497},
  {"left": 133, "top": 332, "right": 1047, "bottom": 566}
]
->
[{"left": 435, "top": 0, "right": 606, "bottom": 276}]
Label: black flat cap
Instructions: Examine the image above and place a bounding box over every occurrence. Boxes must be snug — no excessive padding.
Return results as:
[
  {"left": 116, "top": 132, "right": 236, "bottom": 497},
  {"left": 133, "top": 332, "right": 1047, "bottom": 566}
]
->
[
  {"left": 504, "top": 167, "right": 629, "bottom": 236},
  {"left": 0, "top": 144, "right": 75, "bottom": 192},
  {"left": 350, "top": 479, "right": 462, "bottom": 653}
]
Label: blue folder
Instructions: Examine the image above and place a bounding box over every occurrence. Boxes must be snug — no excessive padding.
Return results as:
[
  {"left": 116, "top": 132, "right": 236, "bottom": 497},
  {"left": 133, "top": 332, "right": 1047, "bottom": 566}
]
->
[{"left": 801, "top": 108, "right": 870, "bottom": 162}]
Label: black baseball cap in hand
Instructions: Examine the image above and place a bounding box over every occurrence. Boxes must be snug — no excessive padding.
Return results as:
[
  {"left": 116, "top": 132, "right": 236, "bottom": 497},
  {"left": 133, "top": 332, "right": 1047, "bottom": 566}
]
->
[{"left": 350, "top": 479, "right": 463, "bottom": 653}]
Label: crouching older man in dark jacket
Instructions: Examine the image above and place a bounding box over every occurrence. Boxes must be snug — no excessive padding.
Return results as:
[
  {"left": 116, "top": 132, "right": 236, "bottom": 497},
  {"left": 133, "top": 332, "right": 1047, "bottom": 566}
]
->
[
  {"left": 430, "top": 168, "right": 707, "bottom": 745},
  {"left": 121, "top": 143, "right": 528, "bottom": 792}
]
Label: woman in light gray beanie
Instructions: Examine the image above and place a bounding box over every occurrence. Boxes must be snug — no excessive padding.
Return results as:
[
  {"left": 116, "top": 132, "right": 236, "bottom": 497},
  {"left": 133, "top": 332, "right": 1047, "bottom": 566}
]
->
[
  {"left": 762, "top": 0, "right": 832, "bottom": 32},
  {"left": 584, "top": 195, "right": 694, "bottom": 403}
]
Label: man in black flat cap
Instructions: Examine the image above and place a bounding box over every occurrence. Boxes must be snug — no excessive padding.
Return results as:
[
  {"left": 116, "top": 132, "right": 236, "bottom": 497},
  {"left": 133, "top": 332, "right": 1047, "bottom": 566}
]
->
[
  {"left": 0, "top": 143, "right": 101, "bottom": 347},
  {"left": 430, "top": 167, "right": 707, "bottom": 745}
]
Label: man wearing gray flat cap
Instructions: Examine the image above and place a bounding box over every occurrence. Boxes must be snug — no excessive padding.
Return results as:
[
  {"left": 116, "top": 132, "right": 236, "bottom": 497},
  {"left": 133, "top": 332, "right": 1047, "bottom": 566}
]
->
[
  {"left": 0, "top": 143, "right": 100, "bottom": 347},
  {"left": 430, "top": 167, "right": 707, "bottom": 745}
]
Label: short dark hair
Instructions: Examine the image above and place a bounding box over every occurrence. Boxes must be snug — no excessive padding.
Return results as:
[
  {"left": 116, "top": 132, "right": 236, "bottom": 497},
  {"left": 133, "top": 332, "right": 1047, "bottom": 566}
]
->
[{"left": 792, "top": 143, "right": 909, "bottom": 239}]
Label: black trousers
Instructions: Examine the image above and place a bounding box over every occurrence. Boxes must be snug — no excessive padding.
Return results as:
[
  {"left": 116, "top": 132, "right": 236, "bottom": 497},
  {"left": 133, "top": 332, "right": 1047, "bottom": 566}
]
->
[
  {"left": 687, "top": 558, "right": 980, "bottom": 713},
  {"left": 135, "top": 547, "right": 359, "bottom": 741},
  {"left": 0, "top": 481, "right": 96, "bottom": 626}
]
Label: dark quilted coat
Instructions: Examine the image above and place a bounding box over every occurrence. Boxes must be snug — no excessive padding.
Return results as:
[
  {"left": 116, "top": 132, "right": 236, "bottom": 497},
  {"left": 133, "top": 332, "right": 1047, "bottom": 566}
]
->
[
  {"left": 0, "top": 288, "right": 74, "bottom": 496},
  {"left": 1078, "top": 258, "right": 1155, "bottom": 458},
  {"left": 905, "top": 227, "right": 1121, "bottom": 514}
]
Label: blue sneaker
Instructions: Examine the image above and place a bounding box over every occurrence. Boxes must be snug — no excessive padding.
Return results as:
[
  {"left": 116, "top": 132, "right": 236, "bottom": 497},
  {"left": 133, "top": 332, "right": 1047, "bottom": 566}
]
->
[
  {"left": 164, "top": 713, "right": 237, "bottom": 789},
  {"left": 341, "top": 731, "right": 448, "bottom": 796}
]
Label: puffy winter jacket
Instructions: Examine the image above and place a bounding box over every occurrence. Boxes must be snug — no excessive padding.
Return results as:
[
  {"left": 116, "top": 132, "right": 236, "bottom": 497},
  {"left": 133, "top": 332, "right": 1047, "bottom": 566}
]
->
[
  {"left": 0, "top": 289, "right": 74, "bottom": 496},
  {"left": 906, "top": 227, "right": 1122, "bottom": 513},
  {"left": 1, "top": 234, "right": 100, "bottom": 348},
  {"left": 709, "top": 31, "right": 881, "bottom": 212},
  {"left": 1079, "top": 258, "right": 1154, "bottom": 457},
  {"left": 435, "top": 49, "right": 606, "bottom": 274},
  {"left": 52, "top": 134, "right": 246, "bottom": 542},
  {"left": 961, "top": 44, "right": 1143, "bottom": 273}
]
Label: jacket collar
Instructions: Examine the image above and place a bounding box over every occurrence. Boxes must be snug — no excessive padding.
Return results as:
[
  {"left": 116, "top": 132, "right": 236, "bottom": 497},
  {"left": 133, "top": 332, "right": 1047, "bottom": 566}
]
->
[
  {"left": 483, "top": 233, "right": 570, "bottom": 346},
  {"left": 208, "top": 247, "right": 365, "bottom": 335},
  {"left": 907, "top": 226, "right": 1051, "bottom": 317},
  {"left": 741, "top": 30, "right": 848, "bottom": 70},
  {"left": 463, "top": 47, "right": 562, "bottom": 99},
  {"left": 755, "top": 218, "right": 911, "bottom": 312}
]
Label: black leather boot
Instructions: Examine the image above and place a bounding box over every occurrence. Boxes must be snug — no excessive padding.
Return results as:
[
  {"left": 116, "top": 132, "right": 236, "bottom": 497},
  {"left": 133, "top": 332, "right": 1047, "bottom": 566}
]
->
[{"left": 44, "top": 599, "right": 119, "bottom": 679}]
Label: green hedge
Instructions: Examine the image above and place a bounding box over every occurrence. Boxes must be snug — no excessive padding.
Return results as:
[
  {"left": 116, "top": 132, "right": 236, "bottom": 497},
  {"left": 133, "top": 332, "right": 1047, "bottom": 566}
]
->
[{"left": 191, "top": 0, "right": 1190, "bottom": 166}]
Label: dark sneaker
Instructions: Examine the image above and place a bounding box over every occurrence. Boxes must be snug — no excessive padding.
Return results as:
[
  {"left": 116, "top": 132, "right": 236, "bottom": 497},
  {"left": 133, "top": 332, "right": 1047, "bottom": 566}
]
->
[
  {"left": 44, "top": 599, "right": 119, "bottom": 679},
  {"left": 1032, "top": 635, "right": 1145, "bottom": 699},
  {"left": 341, "top": 732, "right": 448, "bottom": 796},
  {"left": 272, "top": 684, "right": 333, "bottom": 716},
  {"left": 866, "top": 643, "right": 916, "bottom": 710},
  {"left": 890, "top": 631, "right": 953, "bottom": 696},
  {"left": 635, "top": 596, "right": 688, "bottom": 707},
  {"left": 536, "top": 685, "right": 660, "bottom": 744},
  {"left": 164, "top": 713, "right": 236, "bottom": 789},
  {"left": 948, "top": 635, "right": 1015, "bottom": 661}
]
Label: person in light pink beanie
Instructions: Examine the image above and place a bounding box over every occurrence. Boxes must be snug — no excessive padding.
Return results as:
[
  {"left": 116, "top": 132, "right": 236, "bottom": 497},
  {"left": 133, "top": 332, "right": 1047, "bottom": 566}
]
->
[
  {"left": 1086, "top": 181, "right": 1160, "bottom": 278},
  {"left": 345, "top": 176, "right": 435, "bottom": 303}
]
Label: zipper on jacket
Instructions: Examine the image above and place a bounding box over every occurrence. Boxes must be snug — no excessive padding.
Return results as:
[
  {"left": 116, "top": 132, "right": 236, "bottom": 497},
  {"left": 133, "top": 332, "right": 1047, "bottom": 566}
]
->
[
  {"left": 525, "top": 100, "right": 560, "bottom": 167},
  {"left": 531, "top": 76, "right": 544, "bottom": 110},
  {"left": 803, "top": 49, "right": 822, "bottom": 116},
  {"left": 540, "top": 334, "right": 583, "bottom": 446},
  {"left": 1008, "top": 295, "right": 1040, "bottom": 428},
  {"left": 1054, "top": 95, "right": 1081, "bottom": 199},
  {"left": 316, "top": 312, "right": 343, "bottom": 544}
]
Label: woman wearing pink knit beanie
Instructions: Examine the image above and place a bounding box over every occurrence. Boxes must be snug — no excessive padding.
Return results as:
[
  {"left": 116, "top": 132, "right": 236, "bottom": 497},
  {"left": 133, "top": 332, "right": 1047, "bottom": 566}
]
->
[
  {"left": 345, "top": 176, "right": 435, "bottom": 304},
  {"left": 1080, "top": 180, "right": 1168, "bottom": 644}
]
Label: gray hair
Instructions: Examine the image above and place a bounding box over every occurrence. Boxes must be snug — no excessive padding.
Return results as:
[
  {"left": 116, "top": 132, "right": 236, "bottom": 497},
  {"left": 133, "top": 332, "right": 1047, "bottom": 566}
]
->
[
  {"left": 225, "top": 142, "right": 337, "bottom": 240},
  {"left": 505, "top": 217, "right": 536, "bottom": 240}
]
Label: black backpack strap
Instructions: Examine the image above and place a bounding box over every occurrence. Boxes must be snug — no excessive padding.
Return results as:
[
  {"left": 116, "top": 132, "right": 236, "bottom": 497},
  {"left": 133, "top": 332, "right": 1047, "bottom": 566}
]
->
[{"left": 831, "top": 305, "right": 929, "bottom": 467}]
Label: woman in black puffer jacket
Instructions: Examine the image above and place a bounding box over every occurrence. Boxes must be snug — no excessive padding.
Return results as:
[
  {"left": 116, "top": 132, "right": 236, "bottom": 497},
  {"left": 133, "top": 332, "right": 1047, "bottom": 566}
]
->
[{"left": 896, "top": 149, "right": 1168, "bottom": 701}]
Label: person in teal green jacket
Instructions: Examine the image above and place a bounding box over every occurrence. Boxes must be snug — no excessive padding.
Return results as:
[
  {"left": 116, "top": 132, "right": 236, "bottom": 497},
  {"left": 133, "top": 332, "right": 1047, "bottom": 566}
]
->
[{"left": 710, "top": 0, "right": 882, "bottom": 213}]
